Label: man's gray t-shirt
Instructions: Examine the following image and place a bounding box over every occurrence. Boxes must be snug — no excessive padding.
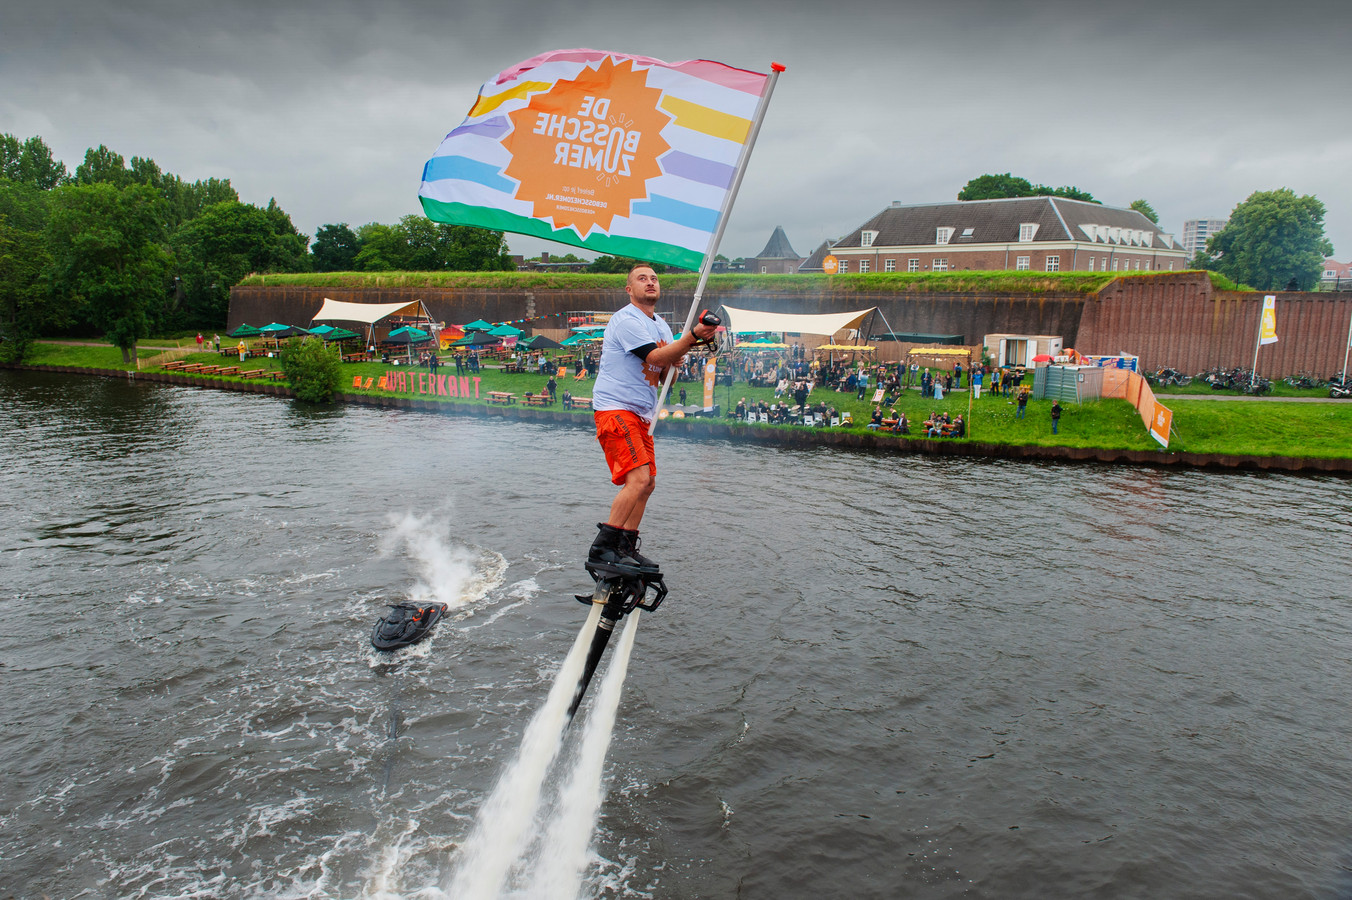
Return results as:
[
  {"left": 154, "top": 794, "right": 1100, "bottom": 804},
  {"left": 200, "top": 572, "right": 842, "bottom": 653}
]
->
[{"left": 592, "top": 303, "right": 674, "bottom": 421}]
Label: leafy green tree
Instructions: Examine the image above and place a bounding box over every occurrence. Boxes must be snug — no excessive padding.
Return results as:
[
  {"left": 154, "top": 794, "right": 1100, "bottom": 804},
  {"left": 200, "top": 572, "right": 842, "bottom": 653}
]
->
[
  {"left": 46, "top": 182, "right": 173, "bottom": 362},
  {"left": 1130, "top": 199, "right": 1159, "bottom": 224},
  {"left": 279, "top": 337, "right": 342, "bottom": 402},
  {"left": 958, "top": 173, "right": 1099, "bottom": 204},
  {"left": 0, "top": 179, "right": 57, "bottom": 361},
  {"left": 311, "top": 223, "right": 360, "bottom": 271},
  {"left": 352, "top": 216, "right": 512, "bottom": 271},
  {"left": 0, "top": 135, "right": 68, "bottom": 190},
  {"left": 171, "top": 199, "right": 310, "bottom": 328},
  {"left": 73, "top": 145, "right": 132, "bottom": 187},
  {"left": 958, "top": 173, "right": 1035, "bottom": 201},
  {"left": 586, "top": 255, "right": 667, "bottom": 274},
  {"left": 1206, "top": 188, "right": 1333, "bottom": 291},
  {"left": 354, "top": 222, "right": 404, "bottom": 271}
]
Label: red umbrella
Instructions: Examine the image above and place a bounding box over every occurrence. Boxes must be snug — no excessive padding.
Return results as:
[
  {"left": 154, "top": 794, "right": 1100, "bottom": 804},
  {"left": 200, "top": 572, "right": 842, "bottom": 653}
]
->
[{"left": 1032, "top": 354, "right": 1054, "bottom": 363}]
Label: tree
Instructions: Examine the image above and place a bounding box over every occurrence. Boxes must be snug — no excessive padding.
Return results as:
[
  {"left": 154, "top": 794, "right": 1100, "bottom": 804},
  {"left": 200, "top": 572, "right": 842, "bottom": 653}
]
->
[
  {"left": 1206, "top": 188, "right": 1333, "bottom": 291},
  {"left": 73, "top": 145, "right": 132, "bottom": 188},
  {"left": 0, "top": 135, "right": 68, "bottom": 190},
  {"left": 957, "top": 173, "right": 1099, "bottom": 204},
  {"left": 1130, "top": 199, "right": 1159, "bottom": 224},
  {"left": 311, "top": 223, "right": 360, "bottom": 271},
  {"left": 0, "top": 179, "right": 57, "bottom": 362},
  {"left": 46, "top": 182, "right": 173, "bottom": 361},
  {"left": 958, "top": 173, "right": 1035, "bottom": 201},
  {"left": 586, "top": 255, "right": 667, "bottom": 274},
  {"left": 280, "top": 336, "right": 342, "bottom": 402},
  {"left": 352, "top": 216, "right": 513, "bottom": 271},
  {"left": 171, "top": 200, "right": 310, "bottom": 329}
]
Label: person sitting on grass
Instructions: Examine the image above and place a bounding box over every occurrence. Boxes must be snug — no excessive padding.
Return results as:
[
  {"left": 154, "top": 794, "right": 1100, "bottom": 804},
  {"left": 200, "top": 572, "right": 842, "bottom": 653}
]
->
[{"left": 868, "top": 406, "right": 883, "bottom": 429}]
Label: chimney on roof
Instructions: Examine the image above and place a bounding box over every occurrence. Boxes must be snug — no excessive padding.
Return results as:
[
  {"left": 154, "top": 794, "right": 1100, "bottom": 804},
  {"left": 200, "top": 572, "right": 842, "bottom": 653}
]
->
[
  {"left": 891, "top": 200, "right": 902, "bottom": 208},
  {"left": 540, "top": 251, "right": 550, "bottom": 263}
]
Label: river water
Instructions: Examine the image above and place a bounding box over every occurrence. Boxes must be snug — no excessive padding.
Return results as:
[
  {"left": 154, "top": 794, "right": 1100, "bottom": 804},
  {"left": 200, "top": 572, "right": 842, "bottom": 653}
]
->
[{"left": 3, "top": 369, "right": 1351, "bottom": 900}]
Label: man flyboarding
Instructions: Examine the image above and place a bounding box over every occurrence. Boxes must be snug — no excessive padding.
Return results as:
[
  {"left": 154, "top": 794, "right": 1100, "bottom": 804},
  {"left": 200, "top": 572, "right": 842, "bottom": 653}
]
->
[{"left": 586, "top": 264, "right": 718, "bottom": 579}]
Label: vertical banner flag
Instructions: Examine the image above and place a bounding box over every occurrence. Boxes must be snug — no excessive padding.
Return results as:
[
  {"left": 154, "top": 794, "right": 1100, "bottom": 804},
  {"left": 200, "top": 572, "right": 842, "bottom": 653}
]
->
[
  {"left": 419, "top": 49, "right": 773, "bottom": 270},
  {"left": 703, "top": 358, "right": 716, "bottom": 411},
  {"left": 1149, "top": 400, "right": 1173, "bottom": 449},
  {"left": 1260, "top": 294, "right": 1279, "bottom": 345}
]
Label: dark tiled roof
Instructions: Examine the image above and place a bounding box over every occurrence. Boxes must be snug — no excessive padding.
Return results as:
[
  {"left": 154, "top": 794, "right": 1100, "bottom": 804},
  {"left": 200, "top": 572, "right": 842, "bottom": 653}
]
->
[
  {"left": 754, "top": 225, "right": 800, "bottom": 259},
  {"left": 798, "top": 240, "right": 835, "bottom": 272},
  {"left": 836, "top": 197, "right": 1182, "bottom": 250}
]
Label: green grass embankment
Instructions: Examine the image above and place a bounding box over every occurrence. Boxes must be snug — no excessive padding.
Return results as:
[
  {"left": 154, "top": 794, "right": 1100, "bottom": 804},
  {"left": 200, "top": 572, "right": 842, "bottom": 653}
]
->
[{"left": 17, "top": 341, "right": 1352, "bottom": 460}]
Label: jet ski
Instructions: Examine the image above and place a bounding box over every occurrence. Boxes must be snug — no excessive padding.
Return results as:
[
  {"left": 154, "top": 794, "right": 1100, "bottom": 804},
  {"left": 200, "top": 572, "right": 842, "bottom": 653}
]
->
[{"left": 371, "top": 601, "right": 449, "bottom": 651}]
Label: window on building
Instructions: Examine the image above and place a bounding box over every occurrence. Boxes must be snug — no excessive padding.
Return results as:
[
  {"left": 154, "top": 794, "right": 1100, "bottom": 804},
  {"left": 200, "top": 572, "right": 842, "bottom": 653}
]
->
[
  {"left": 936, "top": 227, "right": 954, "bottom": 245},
  {"left": 961, "top": 227, "right": 974, "bottom": 238},
  {"left": 884, "top": 259, "right": 895, "bottom": 272},
  {"left": 761, "top": 266, "right": 767, "bottom": 273},
  {"left": 1045, "top": 255, "right": 1060, "bottom": 272},
  {"left": 908, "top": 258, "right": 920, "bottom": 272},
  {"left": 1134, "top": 260, "right": 1141, "bottom": 270},
  {"left": 859, "top": 260, "right": 870, "bottom": 273},
  {"left": 932, "top": 258, "right": 949, "bottom": 271},
  {"left": 838, "top": 260, "right": 848, "bottom": 273},
  {"left": 1112, "top": 259, "right": 1119, "bottom": 271},
  {"left": 1019, "top": 223, "right": 1038, "bottom": 242},
  {"left": 861, "top": 230, "right": 877, "bottom": 247},
  {"left": 1016, "top": 256, "right": 1030, "bottom": 270},
  {"left": 1085, "top": 257, "right": 1094, "bottom": 271}
]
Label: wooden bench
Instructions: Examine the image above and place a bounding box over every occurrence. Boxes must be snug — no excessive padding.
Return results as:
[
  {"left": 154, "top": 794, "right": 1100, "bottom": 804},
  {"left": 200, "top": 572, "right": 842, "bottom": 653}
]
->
[
  {"left": 238, "top": 369, "right": 266, "bottom": 379},
  {"left": 521, "top": 394, "right": 553, "bottom": 406},
  {"left": 162, "top": 361, "right": 190, "bottom": 371},
  {"left": 267, "top": 371, "right": 286, "bottom": 381},
  {"left": 197, "top": 365, "right": 223, "bottom": 375},
  {"left": 343, "top": 352, "right": 371, "bottom": 363},
  {"left": 178, "top": 363, "right": 204, "bottom": 373},
  {"left": 570, "top": 396, "right": 592, "bottom": 410},
  {"left": 215, "top": 366, "right": 240, "bottom": 376},
  {"left": 487, "top": 391, "right": 516, "bottom": 405}
]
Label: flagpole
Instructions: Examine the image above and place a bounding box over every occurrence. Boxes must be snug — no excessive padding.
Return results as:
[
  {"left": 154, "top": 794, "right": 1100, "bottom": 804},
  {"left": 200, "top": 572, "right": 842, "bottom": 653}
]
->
[
  {"left": 650, "top": 62, "right": 786, "bottom": 435},
  {"left": 1342, "top": 307, "right": 1351, "bottom": 385}
]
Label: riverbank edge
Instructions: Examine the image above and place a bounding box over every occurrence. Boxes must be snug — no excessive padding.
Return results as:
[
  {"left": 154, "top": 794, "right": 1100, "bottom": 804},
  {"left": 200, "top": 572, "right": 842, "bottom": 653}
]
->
[{"left": 9, "top": 362, "right": 1350, "bottom": 475}]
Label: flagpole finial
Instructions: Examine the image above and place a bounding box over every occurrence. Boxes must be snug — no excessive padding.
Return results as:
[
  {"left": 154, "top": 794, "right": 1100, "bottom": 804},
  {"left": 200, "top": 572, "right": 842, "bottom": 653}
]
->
[{"left": 771, "top": 62, "right": 786, "bottom": 72}]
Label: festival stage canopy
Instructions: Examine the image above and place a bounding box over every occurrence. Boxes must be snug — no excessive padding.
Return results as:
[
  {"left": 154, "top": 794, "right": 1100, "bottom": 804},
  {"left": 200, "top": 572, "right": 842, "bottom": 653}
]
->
[
  {"left": 311, "top": 298, "right": 431, "bottom": 326},
  {"left": 718, "top": 306, "right": 876, "bottom": 337}
]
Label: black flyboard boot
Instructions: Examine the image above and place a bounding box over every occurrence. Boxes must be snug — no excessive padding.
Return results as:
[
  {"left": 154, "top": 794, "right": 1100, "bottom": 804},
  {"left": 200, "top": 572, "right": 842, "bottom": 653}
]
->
[
  {"left": 586, "top": 522, "right": 643, "bottom": 580},
  {"left": 620, "top": 529, "right": 660, "bottom": 576}
]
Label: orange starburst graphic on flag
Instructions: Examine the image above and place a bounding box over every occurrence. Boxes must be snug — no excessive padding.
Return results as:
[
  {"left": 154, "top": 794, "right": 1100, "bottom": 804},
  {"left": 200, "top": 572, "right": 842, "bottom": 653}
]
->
[{"left": 504, "top": 56, "right": 672, "bottom": 237}]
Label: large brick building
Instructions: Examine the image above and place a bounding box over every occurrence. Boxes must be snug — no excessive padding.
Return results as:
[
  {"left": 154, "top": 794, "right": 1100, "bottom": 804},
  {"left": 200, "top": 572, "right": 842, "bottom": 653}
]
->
[
  {"left": 744, "top": 225, "right": 805, "bottom": 274},
  {"left": 808, "top": 197, "right": 1187, "bottom": 274}
]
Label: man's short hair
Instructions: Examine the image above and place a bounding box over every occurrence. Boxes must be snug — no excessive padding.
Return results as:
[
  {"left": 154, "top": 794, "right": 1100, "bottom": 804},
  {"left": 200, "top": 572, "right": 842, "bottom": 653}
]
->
[{"left": 628, "top": 263, "right": 656, "bottom": 279}]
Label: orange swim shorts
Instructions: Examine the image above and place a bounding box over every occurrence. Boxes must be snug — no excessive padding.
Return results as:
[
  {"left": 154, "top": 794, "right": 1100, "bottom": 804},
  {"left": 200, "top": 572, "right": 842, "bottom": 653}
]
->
[{"left": 595, "top": 409, "right": 655, "bottom": 485}]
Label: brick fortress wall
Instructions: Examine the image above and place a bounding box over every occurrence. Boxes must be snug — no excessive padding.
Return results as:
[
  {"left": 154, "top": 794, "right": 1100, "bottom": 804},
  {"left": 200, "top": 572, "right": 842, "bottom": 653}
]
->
[{"left": 229, "top": 276, "right": 1352, "bottom": 376}]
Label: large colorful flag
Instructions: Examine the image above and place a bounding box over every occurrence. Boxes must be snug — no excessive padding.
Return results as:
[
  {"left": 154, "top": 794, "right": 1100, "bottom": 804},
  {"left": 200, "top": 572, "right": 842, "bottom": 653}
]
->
[
  {"left": 419, "top": 49, "right": 774, "bottom": 271},
  {"left": 1259, "top": 294, "right": 1278, "bottom": 345}
]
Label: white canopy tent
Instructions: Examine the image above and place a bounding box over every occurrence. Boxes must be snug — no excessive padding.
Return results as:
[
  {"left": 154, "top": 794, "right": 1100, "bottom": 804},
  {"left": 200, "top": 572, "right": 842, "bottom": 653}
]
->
[
  {"left": 718, "top": 305, "right": 876, "bottom": 337},
  {"left": 310, "top": 298, "right": 436, "bottom": 348}
]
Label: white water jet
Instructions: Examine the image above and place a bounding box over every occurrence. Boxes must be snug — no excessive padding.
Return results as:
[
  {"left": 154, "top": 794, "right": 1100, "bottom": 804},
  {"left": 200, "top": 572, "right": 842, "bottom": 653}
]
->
[
  {"left": 522, "top": 611, "right": 641, "bottom": 899},
  {"left": 443, "top": 603, "right": 604, "bottom": 900}
]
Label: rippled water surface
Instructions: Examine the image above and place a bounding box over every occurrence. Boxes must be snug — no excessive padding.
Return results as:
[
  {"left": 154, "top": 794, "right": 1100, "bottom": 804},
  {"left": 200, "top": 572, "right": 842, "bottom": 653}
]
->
[{"left": 3, "top": 369, "right": 1352, "bottom": 899}]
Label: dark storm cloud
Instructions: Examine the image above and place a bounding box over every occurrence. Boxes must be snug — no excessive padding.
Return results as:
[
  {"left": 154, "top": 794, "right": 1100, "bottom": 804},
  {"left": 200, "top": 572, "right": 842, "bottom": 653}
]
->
[{"left": 3, "top": 0, "right": 1349, "bottom": 258}]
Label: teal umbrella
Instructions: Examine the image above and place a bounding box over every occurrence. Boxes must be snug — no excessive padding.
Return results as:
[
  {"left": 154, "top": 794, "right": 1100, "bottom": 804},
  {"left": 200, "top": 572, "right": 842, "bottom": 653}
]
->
[
  {"left": 308, "top": 324, "right": 336, "bottom": 337},
  {"left": 452, "top": 331, "right": 501, "bottom": 348},
  {"left": 464, "top": 319, "right": 494, "bottom": 332},
  {"left": 260, "top": 323, "right": 308, "bottom": 338},
  {"left": 489, "top": 323, "right": 523, "bottom": 337},
  {"left": 228, "top": 323, "right": 262, "bottom": 338},
  {"left": 387, "top": 326, "right": 430, "bottom": 340},
  {"left": 560, "top": 333, "right": 601, "bottom": 346}
]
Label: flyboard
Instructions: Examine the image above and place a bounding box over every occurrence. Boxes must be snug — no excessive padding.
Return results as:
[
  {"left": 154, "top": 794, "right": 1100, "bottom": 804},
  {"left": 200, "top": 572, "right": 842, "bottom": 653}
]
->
[{"left": 371, "top": 601, "right": 449, "bottom": 651}]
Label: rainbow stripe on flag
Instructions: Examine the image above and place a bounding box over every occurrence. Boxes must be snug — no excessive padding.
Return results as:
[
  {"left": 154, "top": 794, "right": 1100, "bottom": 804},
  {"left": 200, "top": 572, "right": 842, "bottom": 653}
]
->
[{"left": 419, "top": 49, "right": 772, "bottom": 270}]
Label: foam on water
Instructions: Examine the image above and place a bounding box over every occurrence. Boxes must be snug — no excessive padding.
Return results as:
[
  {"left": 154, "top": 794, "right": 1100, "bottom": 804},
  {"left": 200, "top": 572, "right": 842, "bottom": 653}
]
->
[{"left": 442, "top": 603, "right": 604, "bottom": 900}]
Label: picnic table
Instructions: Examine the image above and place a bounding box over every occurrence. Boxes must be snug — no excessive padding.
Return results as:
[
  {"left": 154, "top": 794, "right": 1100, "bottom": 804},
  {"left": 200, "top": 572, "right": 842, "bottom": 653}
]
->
[
  {"left": 521, "top": 393, "right": 553, "bottom": 407},
  {"left": 487, "top": 391, "right": 516, "bottom": 405},
  {"left": 343, "top": 352, "right": 371, "bottom": 363},
  {"left": 570, "top": 396, "right": 592, "bottom": 410},
  {"left": 238, "top": 369, "right": 266, "bottom": 379},
  {"left": 162, "top": 361, "right": 190, "bottom": 371},
  {"left": 502, "top": 363, "right": 526, "bottom": 373}
]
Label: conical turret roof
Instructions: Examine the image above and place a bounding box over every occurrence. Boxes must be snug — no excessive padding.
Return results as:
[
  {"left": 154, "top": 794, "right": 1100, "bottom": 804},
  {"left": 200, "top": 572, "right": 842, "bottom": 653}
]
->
[{"left": 755, "top": 226, "right": 800, "bottom": 260}]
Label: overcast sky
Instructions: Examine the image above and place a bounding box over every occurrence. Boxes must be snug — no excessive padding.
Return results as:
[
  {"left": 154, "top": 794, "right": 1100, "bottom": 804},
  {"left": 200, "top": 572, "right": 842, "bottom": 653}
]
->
[{"left": 3, "top": 0, "right": 1349, "bottom": 262}]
